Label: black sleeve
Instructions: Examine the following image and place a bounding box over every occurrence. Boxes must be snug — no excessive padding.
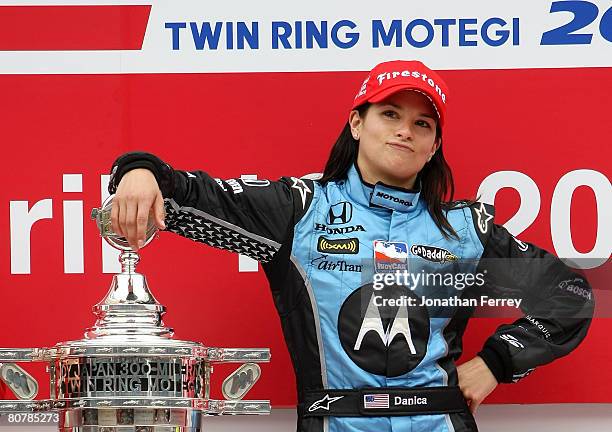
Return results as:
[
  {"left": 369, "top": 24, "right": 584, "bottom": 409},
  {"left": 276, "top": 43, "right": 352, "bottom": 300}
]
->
[
  {"left": 469, "top": 203, "right": 594, "bottom": 384},
  {"left": 108, "top": 151, "right": 314, "bottom": 263}
]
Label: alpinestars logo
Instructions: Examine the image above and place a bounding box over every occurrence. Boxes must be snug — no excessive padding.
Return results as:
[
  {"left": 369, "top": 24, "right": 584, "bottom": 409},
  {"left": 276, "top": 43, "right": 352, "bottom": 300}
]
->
[
  {"left": 337, "top": 283, "right": 430, "bottom": 377},
  {"left": 308, "top": 394, "right": 344, "bottom": 412},
  {"left": 290, "top": 177, "right": 311, "bottom": 209},
  {"left": 474, "top": 202, "right": 493, "bottom": 234},
  {"left": 328, "top": 202, "right": 353, "bottom": 225}
]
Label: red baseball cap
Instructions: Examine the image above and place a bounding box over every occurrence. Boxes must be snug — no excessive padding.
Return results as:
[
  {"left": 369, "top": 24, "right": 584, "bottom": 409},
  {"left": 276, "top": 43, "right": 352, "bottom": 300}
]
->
[{"left": 352, "top": 60, "right": 450, "bottom": 127}]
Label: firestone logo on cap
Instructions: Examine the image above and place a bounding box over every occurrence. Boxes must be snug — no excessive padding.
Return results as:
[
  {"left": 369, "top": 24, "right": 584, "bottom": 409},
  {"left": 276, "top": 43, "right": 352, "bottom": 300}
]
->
[
  {"left": 374, "top": 69, "right": 447, "bottom": 103},
  {"left": 355, "top": 76, "right": 369, "bottom": 99},
  {"left": 352, "top": 60, "right": 449, "bottom": 126}
]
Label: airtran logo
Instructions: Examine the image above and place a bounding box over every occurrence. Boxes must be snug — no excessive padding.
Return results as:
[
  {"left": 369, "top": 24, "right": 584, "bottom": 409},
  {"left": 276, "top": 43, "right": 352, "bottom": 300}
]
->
[
  {"left": 410, "top": 244, "right": 458, "bottom": 264},
  {"left": 311, "top": 255, "right": 362, "bottom": 272},
  {"left": 317, "top": 237, "right": 359, "bottom": 254}
]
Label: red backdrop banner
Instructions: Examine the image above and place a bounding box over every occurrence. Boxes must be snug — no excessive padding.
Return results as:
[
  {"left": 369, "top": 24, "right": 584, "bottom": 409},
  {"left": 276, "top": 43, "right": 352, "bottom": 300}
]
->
[{"left": 0, "top": 68, "right": 610, "bottom": 405}]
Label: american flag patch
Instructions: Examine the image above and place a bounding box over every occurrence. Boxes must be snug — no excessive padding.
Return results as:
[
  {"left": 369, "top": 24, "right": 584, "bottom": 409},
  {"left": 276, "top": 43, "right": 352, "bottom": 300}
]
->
[{"left": 363, "top": 394, "right": 390, "bottom": 409}]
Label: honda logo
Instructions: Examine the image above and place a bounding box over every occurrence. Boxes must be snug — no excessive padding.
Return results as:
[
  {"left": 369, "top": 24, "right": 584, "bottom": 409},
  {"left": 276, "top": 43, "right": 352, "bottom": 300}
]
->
[{"left": 327, "top": 202, "right": 352, "bottom": 225}]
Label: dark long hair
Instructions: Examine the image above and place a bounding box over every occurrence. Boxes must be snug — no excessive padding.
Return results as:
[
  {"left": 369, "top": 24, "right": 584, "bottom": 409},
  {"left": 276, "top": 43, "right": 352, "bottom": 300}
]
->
[{"left": 319, "top": 103, "right": 460, "bottom": 239}]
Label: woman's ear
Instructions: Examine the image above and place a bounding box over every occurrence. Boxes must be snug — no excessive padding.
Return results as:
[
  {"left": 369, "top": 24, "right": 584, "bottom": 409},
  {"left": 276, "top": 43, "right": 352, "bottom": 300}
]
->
[
  {"left": 348, "top": 110, "right": 362, "bottom": 140},
  {"left": 433, "top": 137, "right": 441, "bottom": 153},
  {"left": 428, "top": 138, "right": 441, "bottom": 162}
]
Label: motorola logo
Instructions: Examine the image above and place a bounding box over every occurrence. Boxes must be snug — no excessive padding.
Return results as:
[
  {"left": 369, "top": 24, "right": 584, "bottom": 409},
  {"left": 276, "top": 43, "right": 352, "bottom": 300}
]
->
[
  {"left": 375, "top": 191, "right": 412, "bottom": 207},
  {"left": 337, "top": 283, "right": 429, "bottom": 377},
  {"left": 354, "top": 290, "right": 417, "bottom": 354}
]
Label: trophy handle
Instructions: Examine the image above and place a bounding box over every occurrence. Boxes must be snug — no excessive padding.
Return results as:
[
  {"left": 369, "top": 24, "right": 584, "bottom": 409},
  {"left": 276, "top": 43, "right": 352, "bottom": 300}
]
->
[
  {"left": 0, "top": 349, "right": 52, "bottom": 406},
  {"left": 206, "top": 399, "right": 271, "bottom": 415},
  {"left": 0, "top": 400, "right": 55, "bottom": 412},
  {"left": 205, "top": 348, "right": 270, "bottom": 363},
  {"left": 206, "top": 349, "right": 271, "bottom": 402},
  {"left": 0, "top": 348, "right": 44, "bottom": 362},
  {"left": 0, "top": 363, "right": 39, "bottom": 400}
]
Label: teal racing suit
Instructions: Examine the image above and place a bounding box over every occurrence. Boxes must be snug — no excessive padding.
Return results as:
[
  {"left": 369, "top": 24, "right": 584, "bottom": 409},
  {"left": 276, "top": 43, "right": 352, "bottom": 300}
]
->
[{"left": 109, "top": 153, "right": 593, "bottom": 432}]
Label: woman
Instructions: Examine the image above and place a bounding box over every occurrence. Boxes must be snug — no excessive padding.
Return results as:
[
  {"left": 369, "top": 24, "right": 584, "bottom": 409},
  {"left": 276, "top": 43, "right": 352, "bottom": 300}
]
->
[{"left": 108, "top": 60, "right": 593, "bottom": 432}]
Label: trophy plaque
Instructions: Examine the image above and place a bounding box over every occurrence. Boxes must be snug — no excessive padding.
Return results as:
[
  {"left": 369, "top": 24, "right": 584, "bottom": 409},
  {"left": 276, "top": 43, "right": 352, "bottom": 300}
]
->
[{"left": 0, "top": 195, "right": 271, "bottom": 431}]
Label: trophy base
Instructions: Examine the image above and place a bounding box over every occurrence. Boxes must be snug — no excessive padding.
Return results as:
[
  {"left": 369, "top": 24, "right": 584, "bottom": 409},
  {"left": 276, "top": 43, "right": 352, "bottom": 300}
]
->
[
  {"left": 59, "top": 429, "right": 203, "bottom": 432},
  {"left": 59, "top": 407, "right": 205, "bottom": 431}
]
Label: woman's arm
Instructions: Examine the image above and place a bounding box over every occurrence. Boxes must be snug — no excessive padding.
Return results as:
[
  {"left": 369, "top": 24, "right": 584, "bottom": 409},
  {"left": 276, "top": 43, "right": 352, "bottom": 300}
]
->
[
  {"left": 476, "top": 221, "right": 594, "bottom": 384},
  {"left": 108, "top": 151, "right": 314, "bottom": 261},
  {"left": 457, "top": 203, "right": 593, "bottom": 412}
]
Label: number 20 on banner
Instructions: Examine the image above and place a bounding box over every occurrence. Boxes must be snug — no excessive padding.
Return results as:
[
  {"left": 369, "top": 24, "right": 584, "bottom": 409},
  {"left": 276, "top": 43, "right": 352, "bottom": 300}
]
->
[
  {"left": 542, "top": 0, "right": 612, "bottom": 45},
  {"left": 478, "top": 170, "right": 611, "bottom": 269}
]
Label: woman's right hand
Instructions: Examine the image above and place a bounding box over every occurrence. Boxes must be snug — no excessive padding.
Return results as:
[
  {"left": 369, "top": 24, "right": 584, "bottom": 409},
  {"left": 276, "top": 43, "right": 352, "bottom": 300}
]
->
[{"left": 110, "top": 168, "right": 166, "bottom": 251}]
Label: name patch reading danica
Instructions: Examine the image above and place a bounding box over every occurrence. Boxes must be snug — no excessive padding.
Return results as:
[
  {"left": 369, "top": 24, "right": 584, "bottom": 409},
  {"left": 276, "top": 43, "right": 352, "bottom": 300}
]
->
[{"left": 58, "top": 358, "right": 204, "bottom": 396}]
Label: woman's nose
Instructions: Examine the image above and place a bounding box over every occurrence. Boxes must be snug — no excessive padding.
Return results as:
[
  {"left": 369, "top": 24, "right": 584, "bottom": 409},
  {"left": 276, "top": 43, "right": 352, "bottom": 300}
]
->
[{"left": 395, "top": 122, "right": 413, "bottom": 140}]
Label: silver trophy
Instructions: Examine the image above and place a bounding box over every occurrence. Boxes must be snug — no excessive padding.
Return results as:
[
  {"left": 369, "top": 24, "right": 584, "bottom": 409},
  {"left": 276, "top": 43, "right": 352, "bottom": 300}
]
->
[{"left": 0, "top": 195, "right": 271, "bottom": 431}]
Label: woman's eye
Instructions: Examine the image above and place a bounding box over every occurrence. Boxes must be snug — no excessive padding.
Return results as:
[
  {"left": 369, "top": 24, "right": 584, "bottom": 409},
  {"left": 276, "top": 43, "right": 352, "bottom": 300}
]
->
[
  {"left": 416, "top": 120, "right": 432, "bottom": 128},
  {"left": 382, "top": 110, "right": 398, "bottom": 118}
]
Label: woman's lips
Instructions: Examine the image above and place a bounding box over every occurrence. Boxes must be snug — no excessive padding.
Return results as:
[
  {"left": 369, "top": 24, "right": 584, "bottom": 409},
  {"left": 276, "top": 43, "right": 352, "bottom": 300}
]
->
[{"left": 387, "top": 142, "right": 415, "bottom": 152}]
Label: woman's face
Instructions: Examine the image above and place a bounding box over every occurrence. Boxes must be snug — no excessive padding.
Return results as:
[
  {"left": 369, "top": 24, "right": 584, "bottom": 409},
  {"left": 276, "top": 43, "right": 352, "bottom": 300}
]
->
[{"left": 350, "top": 90, "right": 440, "bottom": 189}]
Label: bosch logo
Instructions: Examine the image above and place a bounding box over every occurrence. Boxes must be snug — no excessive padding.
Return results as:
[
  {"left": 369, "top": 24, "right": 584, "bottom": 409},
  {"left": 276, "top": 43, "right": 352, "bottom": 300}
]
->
[{"left": 559, "top": 278, "right": 592, "bottom": 301}]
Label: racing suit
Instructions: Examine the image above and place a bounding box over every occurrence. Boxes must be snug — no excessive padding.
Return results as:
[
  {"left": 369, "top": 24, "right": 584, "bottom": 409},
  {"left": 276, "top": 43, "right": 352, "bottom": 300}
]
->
[{"left": 109, "top": 152, "right": 593, "bottom": 432}]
